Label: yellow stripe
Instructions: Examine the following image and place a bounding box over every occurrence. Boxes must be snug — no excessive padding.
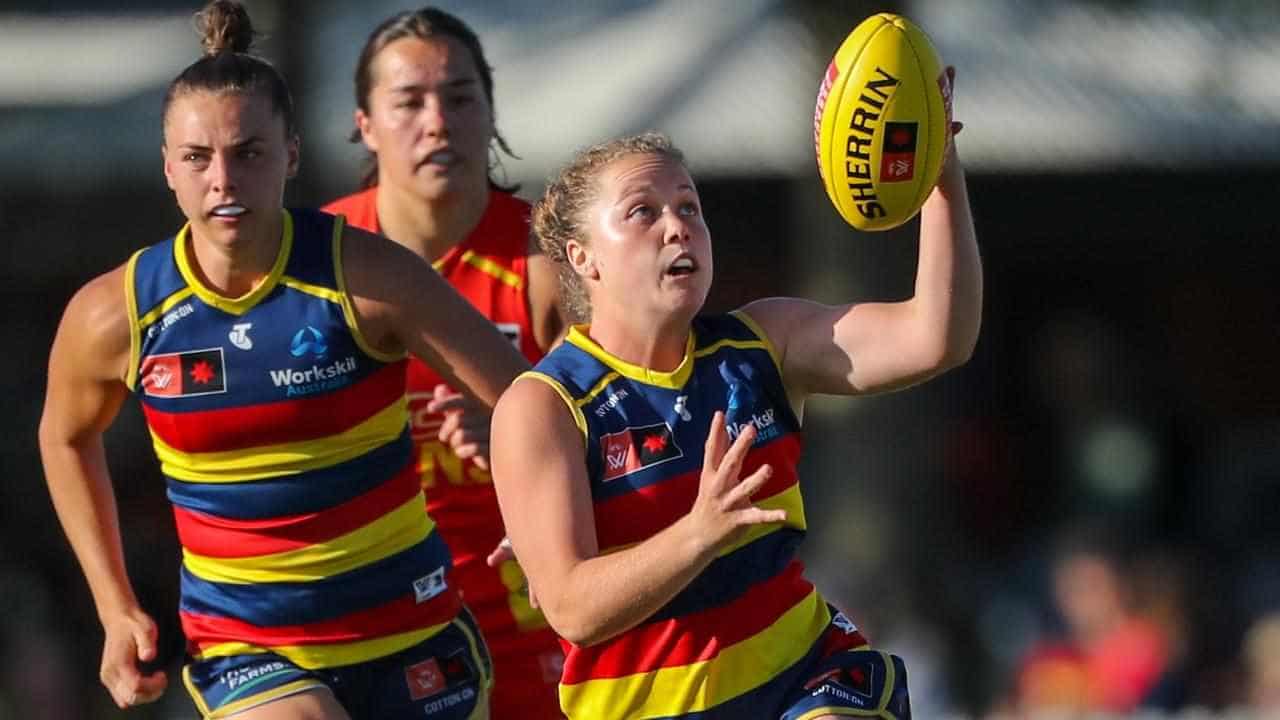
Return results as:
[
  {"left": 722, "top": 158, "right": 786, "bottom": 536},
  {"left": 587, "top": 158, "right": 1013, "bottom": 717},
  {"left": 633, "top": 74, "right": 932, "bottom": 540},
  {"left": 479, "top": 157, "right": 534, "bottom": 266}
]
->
[
  {"left": 206, "top": 679, "right": 328, "bottom": 719},
  {"left": 124, "top": 248, "right": 146, "bottom": 391},
  {"left": 193, "top": 622, "right": 448, "bottom": 670},
  {"left": 174, "top": 210, "right": 293, "bottom": 316},
  {"left": 560, "top": 590, "right": 830, "bottom": 718},
  {"left": 333, "top": 216, "right": 404, "bottom": 364},
  {"left": 575, "top": 370, "right": 624, "bottom": 409},
  {"left": 136, "top": 287, "right": 197, "bottom": 328},
  {"left": 730, "top": 309, "right": 783, "bottom": 372},
  {"left": 519, "top": 371, "right": 587, "bottom": 440},
  {"left": 279, "top": 276, "right": 343, "bottom": 304},
  {"left": 182, "top": 494, "right": 431, "bottom": 583},
  {"left": 564, "top": 325, "right": 696, "bottom": 389},
  {"left": 152, "top": 397, "right": 408, "bottom": 483},
  {"left": 454, "top": 249, "right": 523, "bottom": 289}
]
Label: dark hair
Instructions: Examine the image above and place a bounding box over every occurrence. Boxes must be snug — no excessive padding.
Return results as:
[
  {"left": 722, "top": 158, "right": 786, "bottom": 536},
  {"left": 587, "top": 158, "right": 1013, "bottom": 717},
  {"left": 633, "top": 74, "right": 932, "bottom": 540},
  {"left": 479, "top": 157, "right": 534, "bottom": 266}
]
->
[
  {"left": 350, "top": 7, "right": 516, "bottom": 190},
  {"left": 532, "top": 132, "right": 686, "bottom": 321},
  {"left": 162, "top": 0, "right": 296, "bottom": 140}
]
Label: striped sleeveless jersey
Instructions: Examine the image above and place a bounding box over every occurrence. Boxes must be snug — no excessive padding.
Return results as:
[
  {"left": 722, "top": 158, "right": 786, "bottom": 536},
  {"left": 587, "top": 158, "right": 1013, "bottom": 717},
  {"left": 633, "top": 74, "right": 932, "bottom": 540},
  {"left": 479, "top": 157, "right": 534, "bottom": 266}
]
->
[
  {"left": 526, "top": 314, "right": 837, "bottom": 719},
  {"left": 125, "top": 209, "right": 463, "bottom": 669}
]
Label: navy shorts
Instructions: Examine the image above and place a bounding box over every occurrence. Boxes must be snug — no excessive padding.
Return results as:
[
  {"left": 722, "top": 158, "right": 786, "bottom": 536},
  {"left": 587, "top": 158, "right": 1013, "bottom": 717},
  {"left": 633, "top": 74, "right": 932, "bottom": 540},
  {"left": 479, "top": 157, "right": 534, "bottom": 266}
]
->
[
  {"left": 183, "top": 608, "right": 492, "bottom": 719},
  {"left": 781, "top": 640, "right": 910, "bottom": 719}
]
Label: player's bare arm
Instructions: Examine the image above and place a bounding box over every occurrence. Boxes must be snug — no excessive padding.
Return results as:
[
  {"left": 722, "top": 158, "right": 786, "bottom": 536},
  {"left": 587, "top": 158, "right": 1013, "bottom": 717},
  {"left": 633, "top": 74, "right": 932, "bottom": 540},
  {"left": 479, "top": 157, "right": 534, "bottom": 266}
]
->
[
  {"left": 741, "top": 148, "right": 981, "bottom": 402},
  {"left": 38, "top": 266, "right": 168, "bottom": 709},
  {"left": 341, "top": 225, "right": 530, "bottom": 408}
]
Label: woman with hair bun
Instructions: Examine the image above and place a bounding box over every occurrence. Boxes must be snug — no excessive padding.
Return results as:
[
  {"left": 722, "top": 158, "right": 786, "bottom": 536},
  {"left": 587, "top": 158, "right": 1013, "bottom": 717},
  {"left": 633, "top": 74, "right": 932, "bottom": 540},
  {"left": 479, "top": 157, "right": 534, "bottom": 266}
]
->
[{"left": 37, "top": 2, "right": 524, "bottom": 717}]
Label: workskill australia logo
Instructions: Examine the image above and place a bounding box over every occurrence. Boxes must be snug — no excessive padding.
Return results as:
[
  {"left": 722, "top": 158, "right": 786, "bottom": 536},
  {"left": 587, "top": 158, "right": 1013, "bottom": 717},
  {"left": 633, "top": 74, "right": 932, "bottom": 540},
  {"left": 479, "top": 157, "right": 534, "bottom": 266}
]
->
[
  {"left": 600, "top": 422, "right": 683, "bottom": 482},
  {"left": 141, "top": 348, "right": 226, "bottom": 398},
  {"left": 271, "top": 326, "right": 358, "bottom": 397}
]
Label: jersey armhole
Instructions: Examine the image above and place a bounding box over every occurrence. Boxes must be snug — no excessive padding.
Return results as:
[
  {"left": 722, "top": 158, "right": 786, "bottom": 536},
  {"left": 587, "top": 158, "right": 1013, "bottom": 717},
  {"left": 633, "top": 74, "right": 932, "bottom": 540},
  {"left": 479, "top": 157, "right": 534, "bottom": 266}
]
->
[
  {"left": 518, "top": 371, "right": 588, "bottom": 445},
  {"left": 123, "top": 248, "right": 147, "bottom": 391},
  {"left": 332, "top": 214, "right": 406, "bottom": 364}
]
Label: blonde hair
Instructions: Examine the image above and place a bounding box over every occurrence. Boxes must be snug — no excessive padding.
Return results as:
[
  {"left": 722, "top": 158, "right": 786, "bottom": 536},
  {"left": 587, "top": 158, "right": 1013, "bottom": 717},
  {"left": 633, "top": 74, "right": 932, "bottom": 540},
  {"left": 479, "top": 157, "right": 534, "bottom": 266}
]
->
[{"left": 531, "top": 132, "right": 685, "bottom": 321}]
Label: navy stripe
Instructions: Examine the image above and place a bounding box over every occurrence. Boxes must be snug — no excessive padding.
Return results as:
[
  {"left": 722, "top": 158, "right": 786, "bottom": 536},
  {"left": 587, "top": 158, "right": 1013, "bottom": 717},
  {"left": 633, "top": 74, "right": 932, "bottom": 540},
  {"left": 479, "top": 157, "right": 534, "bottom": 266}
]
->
[
  {"left": 179, "top": 529, "right": 453, "bottom": 625},
  {"left": 165, "top": 431, "right": 413, "bottom": 519},
  {"left": 647, "top": 528, "right": 804, "bottom": 624}
]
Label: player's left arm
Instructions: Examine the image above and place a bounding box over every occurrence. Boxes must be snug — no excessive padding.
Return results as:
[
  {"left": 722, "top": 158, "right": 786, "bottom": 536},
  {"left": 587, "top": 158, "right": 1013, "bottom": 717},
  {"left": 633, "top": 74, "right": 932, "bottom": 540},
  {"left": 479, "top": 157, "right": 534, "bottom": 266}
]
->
[
  {"left": 742, "top": 146, "right": 981, "bottom": 400},
  {"left": 341, "top": 225, "right": 530, "bottom": 408}
]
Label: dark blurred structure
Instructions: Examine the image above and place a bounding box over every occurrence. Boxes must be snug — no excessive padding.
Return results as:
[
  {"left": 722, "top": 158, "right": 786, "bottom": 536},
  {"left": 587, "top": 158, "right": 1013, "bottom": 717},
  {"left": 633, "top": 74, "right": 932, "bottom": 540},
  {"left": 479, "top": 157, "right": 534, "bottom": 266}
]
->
[{"left": 3, "top": 1, "right": 1279, "bottom": 717}]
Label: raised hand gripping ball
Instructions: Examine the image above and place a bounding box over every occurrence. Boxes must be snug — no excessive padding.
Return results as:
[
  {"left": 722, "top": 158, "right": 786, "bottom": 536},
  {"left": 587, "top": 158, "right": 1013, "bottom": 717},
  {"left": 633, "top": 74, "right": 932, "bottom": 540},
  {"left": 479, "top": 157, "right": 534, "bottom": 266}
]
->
[{"left": 814, "top": 13, "right": 952, "bottom": 231}]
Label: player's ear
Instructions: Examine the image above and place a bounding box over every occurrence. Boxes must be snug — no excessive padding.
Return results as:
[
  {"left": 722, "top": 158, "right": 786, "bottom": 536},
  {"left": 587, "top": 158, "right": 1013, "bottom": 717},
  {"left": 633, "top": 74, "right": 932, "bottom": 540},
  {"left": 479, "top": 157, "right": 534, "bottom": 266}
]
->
[
  {"left": 285, "top": 134, "right": 300, "bottom": 179},
  {"left": 566, "top": 238, "right": 597, "bottom": 280},
  {"left": 355, "top": 108, "right": 378, "bottom": 152},
  {"left": 161, "top": 145, "right": 177, "bottom": 191}
]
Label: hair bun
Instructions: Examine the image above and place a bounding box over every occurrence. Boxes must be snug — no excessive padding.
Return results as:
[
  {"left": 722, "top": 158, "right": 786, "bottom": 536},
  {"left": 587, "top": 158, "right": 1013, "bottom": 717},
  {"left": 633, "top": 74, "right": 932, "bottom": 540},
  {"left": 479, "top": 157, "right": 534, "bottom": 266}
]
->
[{"left": 195, "top": 0, "right": 255, "bottom": 56}]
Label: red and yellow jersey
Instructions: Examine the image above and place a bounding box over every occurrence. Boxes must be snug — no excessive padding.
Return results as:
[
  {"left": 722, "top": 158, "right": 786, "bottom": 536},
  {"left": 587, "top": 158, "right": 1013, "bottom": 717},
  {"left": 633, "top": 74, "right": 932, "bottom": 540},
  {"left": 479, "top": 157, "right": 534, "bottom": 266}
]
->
[
  {"left": 324, "top": 189, "right": 565, "bottom": 708},
  {"left": 524, "top": 316, "right": 829, "bottom": 719},
  {"left": 125, "top": 209, "right": 465, "bottom": 670}
]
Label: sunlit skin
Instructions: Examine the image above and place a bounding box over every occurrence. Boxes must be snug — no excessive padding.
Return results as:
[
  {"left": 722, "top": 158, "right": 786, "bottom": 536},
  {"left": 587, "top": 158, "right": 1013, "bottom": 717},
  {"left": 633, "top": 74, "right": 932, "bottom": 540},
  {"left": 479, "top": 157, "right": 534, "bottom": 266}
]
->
[
  {"left": 162, "top": 90, "right": 298, "bottom": 297},
  {"left": 568, "top": 153, "right": 713, "bottom": 372},
  {"left": 356, "top": 35, "right": 493, "bottom": 260}
]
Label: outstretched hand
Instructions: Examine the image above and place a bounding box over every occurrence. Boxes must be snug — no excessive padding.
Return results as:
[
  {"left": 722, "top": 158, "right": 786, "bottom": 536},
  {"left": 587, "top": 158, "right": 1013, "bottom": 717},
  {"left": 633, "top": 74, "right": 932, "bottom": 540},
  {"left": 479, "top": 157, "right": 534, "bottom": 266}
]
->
[
  {"left": 689, "top": 411, "right": 786, "bottom": 549},
  {"left": 427, "top": 383, "right": 492, "bottom": 470},
  {"left": 100, "top": 607, "right": 167, "bottom": 709}
]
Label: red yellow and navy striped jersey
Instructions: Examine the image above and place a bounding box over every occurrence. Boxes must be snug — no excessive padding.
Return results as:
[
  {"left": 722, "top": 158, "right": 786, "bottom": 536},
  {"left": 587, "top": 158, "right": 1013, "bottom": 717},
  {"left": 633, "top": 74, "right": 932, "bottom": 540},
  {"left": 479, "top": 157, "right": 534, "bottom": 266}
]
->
[
  {"left": 323, "top": 190, "right": 562, "bottom": 678},
  {"left": 124, "top": 208, "right": 463, "bottom": 670},
  {"left": 524, "top": 314, "right": 837, "bottom": 719}
]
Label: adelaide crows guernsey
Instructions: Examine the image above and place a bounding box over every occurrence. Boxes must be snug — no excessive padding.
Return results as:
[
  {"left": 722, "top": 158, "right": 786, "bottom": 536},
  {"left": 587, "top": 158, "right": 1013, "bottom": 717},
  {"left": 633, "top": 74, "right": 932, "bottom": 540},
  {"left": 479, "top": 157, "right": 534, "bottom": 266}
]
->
[
  {"left": 124, "top": 209, "right": 461, "bottom": 669},
  {"left": 324, "top": 189, "right": 562, "bottom": 683},
  {"left": 525, "top": 314, "right": 836, "bottom": 719}
]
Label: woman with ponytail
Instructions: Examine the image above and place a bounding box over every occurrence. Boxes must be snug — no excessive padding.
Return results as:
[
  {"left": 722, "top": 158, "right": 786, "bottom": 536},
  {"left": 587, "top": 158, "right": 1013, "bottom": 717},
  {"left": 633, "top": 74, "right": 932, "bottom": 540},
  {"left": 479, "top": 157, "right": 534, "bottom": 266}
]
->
[{"left": 37, "top": 2, "right": 524, "bottom": 717}]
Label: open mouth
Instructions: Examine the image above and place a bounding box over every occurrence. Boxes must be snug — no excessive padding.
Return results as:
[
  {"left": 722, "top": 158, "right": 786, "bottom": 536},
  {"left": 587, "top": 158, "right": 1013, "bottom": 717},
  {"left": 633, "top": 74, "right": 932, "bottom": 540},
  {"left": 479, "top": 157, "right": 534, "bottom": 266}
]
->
[
  {"left": 421, "top": 149, "right": 457, "bottom": 168},
  {"left": 210, "top": 204, "right": 247, "bottom": 218},
  {"left": 666, "top": 256, "right": 698, "bottom": 276}
]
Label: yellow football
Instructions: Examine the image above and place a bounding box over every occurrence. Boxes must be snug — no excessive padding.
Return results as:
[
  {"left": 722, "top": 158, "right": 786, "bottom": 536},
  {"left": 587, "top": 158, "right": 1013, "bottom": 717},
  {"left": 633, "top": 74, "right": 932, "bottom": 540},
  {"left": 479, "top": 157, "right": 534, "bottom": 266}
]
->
[{"left": 814, "top": 13, "right": 952, "bottom": 231}]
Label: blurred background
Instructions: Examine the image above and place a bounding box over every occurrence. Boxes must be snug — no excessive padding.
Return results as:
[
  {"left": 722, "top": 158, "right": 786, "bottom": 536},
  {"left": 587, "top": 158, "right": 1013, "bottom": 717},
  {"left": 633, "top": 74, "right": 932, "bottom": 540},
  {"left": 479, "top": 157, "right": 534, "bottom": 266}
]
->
[{"left": 3, "top": 0, "right": 1279, "bottom": 717}]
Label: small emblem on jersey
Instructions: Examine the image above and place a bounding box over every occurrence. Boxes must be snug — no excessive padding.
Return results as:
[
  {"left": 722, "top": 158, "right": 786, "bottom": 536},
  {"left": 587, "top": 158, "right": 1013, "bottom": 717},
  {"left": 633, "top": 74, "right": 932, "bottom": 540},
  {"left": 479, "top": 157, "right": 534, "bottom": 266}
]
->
[
  {"left": 228, "top": 322, "right": 253, "bottom": 350},
  {"left": 832, "top": 611, "right": 860, "bottom": 635},
  {"left": 673, "top": 395, "right": 692, "bottom": 422},
  {"left": 594, "top": 388, "right": 629, "bottom": 418},
  {"left": 145, "top": 302, "right": 194, "bottom": 339},
  {"left": 495, "top": 322, "right": 521, "bottom": 348},
  {"left": 141, "top": 348, "right": 226, "bottom": 397},
  {"left": 721, "top": 362, "right": 780, "bottom": 442},
  {"left": 600, "top": 422, "right": 683, "bottom": 482},
  {"left": 405, "top": 658, "right": 446, "bottom": 700},
  {"left": 290, "top": 326, "right": 328, "bottom": 359},
  {"left": 413, "top": 567, "right": 448, "bottom": 603}
]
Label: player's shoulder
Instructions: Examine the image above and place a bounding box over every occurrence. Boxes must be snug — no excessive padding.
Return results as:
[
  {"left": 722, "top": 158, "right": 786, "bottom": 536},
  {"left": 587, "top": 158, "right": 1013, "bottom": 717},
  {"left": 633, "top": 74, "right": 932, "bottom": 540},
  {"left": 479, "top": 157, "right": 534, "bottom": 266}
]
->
[{"left": 62, "top": 263, "right": 132, "bottom": 355}]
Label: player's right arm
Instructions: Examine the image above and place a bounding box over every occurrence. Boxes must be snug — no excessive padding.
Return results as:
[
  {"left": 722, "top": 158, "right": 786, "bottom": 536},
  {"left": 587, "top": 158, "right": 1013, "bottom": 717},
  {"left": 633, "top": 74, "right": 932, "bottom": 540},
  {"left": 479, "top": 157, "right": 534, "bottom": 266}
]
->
[
  {"left": 37, "top": 267, "right": 166, "bottom": 709},
  {"left": 490, "top": 377, "right": 784, "bottom": 647}
]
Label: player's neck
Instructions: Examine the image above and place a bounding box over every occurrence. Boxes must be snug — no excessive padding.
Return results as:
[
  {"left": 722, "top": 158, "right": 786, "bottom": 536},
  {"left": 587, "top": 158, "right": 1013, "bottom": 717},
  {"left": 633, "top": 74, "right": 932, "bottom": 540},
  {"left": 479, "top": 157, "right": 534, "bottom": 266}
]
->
[
  {"left": 375, "top": 182, "right": 489, "bottom": 263},
  {"left": 586, "top": 309, "right": 690, "bottom": 374},
  {"left": 186, "top": 215, "right": 282, "bottom": 299}
]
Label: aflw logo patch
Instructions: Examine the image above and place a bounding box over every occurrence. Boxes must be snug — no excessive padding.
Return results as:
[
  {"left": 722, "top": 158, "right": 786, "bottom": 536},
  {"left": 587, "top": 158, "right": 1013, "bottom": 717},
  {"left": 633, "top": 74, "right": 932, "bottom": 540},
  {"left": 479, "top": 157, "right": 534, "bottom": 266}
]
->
[
  {"left": 141, "top": 348, "right": 226, "bottom": 398},
  {"left": 600, "top": 422, "right": 682, "bottom": 482}
]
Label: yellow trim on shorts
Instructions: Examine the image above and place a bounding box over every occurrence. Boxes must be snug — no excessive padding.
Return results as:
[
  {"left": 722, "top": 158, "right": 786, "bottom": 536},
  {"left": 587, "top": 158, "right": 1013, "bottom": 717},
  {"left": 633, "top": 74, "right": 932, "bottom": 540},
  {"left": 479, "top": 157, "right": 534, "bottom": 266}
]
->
[
  {"left": 560, "top": 590, "right": 830, "bottom": 718},
  {"left": 151, "top": 397, "right": 408, "bottom": 482},
  {"left": 181, "top": 493, "right": 432, "bottom": 584},
  {"left": 182, "top": 663, "right": 328, "bottom": 720},
  {"left": 519, "top": 371, "right": 588, "bottom": 441}
]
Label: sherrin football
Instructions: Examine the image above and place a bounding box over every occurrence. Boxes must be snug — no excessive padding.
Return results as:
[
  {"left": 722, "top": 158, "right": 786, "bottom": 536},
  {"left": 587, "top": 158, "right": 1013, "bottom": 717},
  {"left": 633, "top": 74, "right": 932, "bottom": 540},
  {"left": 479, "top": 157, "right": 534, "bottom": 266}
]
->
[{"left": 814, "top": 13, "right": 952, "bottom": 231}]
